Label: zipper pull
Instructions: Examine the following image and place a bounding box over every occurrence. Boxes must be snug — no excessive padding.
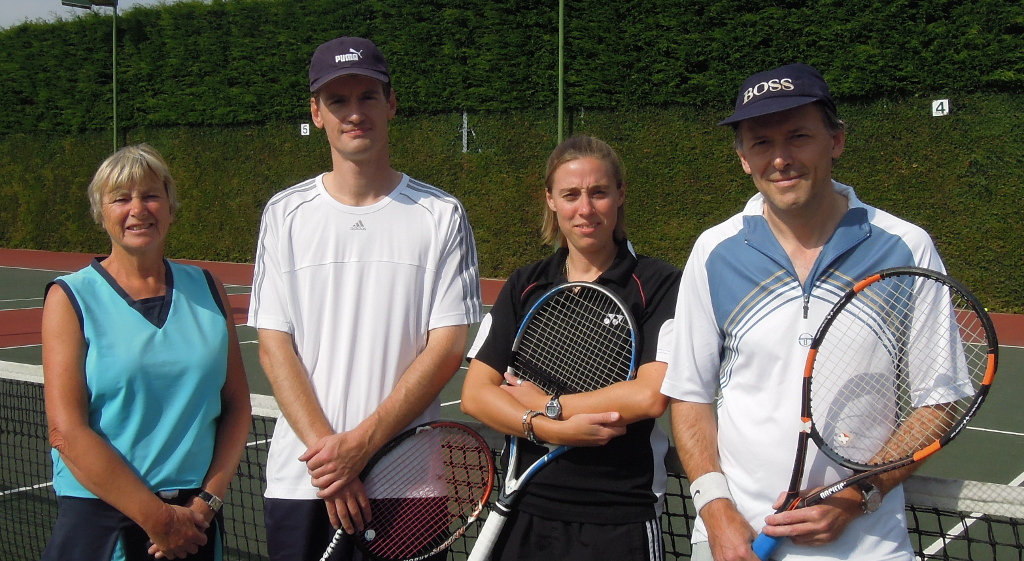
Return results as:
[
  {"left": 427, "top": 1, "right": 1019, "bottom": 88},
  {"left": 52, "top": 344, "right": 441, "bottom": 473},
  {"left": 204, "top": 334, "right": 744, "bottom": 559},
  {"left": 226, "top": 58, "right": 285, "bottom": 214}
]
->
[{"left": 803, "top": 294, "right": 810, "bottom": 319}]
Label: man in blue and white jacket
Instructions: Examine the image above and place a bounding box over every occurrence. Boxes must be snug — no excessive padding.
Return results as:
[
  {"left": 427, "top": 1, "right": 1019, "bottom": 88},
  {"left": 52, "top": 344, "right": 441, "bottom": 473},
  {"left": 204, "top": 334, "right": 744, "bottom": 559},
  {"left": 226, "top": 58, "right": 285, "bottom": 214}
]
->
[{"left": 661, "top": 63, "right": 943, "bottom": 561}]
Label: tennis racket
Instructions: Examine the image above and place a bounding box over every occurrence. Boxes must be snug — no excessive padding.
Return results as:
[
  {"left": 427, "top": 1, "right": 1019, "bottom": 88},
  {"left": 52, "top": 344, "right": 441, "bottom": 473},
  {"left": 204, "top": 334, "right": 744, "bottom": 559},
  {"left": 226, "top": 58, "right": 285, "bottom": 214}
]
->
[
  {"left": 752, "top": 267, "right": 998, "bottom": 560},
  {"left": 467, "top": 281, "right": 639, "bottom": 561},
  {"left": 319, "top": 421, "right": 495, "bottom": 561}
]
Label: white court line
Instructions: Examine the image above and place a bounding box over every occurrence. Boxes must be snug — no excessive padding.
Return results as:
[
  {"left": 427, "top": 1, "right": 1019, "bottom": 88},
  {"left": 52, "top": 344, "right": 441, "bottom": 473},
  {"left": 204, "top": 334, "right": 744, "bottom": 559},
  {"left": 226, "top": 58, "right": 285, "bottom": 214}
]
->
[
  {"left": 0, "top": 343, "right": 40, "bottom": 350},
  {"left": 0, "top": 481, "right": 53, "bottom": 497},
  {"left": 967, "top": 426, "right": 1024, "bottom": 437},
  {"left": 441, "top": 365, "right": 470, "bottom": 409},
  {"left": 0, "top": 265, "right": 73, "bottom": 273},
  {"left": 0, "top": 298, "right": 43, "bottom": 305},
  {"left": 920, "top": 471, "right": 1024, "bottom": 558}
]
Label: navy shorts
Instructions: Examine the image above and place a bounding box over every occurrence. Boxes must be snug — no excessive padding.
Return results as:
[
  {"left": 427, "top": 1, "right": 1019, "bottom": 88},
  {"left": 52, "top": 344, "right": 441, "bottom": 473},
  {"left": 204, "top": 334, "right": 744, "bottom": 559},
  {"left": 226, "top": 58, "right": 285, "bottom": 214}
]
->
[
  {"left": 264, "top": 498, "right": 448, "bottom": 561},
  {"left": 41, "top": 490, "right": 222, "bottom": 561}
]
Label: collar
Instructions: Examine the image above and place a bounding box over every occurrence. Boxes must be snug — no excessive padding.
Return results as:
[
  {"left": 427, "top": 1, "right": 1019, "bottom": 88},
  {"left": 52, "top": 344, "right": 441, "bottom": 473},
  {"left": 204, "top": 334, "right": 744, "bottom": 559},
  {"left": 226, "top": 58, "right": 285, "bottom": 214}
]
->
[
  {"left": 742, "top": 181, "right": 872, "bottom": 286},
  {"left": 543, "top": 241, "right": 638, "bottom": 286}
]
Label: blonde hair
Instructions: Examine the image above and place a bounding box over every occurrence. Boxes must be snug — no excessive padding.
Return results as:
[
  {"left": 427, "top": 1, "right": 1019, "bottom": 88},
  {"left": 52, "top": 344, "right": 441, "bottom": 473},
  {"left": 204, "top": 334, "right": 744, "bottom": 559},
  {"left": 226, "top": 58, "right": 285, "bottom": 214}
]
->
[
  {"left": 88, "top": 144, "right": 178, "bottom": 224},
  {"left": 541, "top": 135, "right": 627, "bottom": 247}
]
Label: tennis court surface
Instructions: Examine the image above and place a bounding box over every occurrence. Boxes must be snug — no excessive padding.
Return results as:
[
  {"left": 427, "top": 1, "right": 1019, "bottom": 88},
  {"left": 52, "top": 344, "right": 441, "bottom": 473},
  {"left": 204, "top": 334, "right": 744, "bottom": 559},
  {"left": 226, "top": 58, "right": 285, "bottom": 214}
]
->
[{"left": 3, "top": 249, "right": 1023, "bottom": 560}]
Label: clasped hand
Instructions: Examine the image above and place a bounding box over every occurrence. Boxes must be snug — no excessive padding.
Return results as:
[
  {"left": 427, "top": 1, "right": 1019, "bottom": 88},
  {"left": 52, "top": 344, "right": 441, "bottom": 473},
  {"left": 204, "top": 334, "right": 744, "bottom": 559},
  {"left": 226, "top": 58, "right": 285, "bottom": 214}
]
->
[
  {"left": 300, "top": 431, "right": 373, "bottom": 534},
  {"left": 146, "top": 502, "right": 210, "bottom": 559}
]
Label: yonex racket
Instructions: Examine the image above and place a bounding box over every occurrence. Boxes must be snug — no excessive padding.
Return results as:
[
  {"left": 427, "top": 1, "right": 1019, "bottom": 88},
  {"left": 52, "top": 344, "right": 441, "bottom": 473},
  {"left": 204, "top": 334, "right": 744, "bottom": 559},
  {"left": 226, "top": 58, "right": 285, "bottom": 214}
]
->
[
  {"left": 467, "top": 281, "right": 639, "bottom": 561},
  {"left": 319, "top": 421, "right": 495, "bottom": 561},
  {"left": 752, "top": 267, "right": 998, "bottom": 560}
]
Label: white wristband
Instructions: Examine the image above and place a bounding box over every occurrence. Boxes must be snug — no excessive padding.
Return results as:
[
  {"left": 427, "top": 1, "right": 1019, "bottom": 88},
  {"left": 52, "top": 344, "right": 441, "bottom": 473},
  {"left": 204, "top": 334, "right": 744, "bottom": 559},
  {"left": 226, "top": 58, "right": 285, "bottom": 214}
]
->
[{"left": 690, "top": 471, "right": 734, "bottom": 513}]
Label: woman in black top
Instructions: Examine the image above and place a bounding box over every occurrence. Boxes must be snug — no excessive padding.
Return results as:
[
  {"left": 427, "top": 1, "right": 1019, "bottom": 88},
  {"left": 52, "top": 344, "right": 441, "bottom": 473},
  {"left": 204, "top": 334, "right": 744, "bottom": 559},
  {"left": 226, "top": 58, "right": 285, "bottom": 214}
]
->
[{"left": 462, "top": 135, "right": 681, "bottom": 561}]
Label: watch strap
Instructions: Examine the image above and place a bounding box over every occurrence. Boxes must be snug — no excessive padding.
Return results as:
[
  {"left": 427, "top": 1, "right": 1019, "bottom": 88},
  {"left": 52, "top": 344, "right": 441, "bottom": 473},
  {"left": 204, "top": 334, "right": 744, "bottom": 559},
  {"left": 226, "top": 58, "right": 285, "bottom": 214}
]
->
[{"left": 197, "top": 490, "right": 223, "bottom": 513}]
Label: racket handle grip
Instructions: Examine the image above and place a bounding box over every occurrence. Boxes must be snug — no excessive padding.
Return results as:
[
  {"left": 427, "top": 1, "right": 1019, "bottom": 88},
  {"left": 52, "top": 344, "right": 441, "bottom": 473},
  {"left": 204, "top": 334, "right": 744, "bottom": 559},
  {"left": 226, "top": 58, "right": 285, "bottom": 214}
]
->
[
  {"left": 468, "top": 509, "right": 508, "bottom": 561},
  {"left": 751, "top": 533, "right": 782, "bottom": 560}
]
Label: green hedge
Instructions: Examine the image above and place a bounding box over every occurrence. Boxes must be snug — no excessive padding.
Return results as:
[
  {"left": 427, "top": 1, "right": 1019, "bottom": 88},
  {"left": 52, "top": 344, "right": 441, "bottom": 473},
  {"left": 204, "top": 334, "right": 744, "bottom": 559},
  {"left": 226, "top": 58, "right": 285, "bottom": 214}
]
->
[
  {"left": 0, "top": 94, "right": 1020, "bottom": 312},
  {"left": 0, "top": 0, "right": 1020, "bottom": 311},
  {"left": 1, "top": 0, "right": 1022, "bottom": 133}
]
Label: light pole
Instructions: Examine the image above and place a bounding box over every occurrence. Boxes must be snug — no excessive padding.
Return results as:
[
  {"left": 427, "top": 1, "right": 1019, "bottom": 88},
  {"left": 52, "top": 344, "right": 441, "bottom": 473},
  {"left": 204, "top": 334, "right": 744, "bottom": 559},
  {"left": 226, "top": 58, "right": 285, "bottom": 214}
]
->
[
  {"left": 557, "top": 0, "right": 564, "bottom": 143},
  {"left": 61, "top": 0, "right": 119, "bottom": 152}
]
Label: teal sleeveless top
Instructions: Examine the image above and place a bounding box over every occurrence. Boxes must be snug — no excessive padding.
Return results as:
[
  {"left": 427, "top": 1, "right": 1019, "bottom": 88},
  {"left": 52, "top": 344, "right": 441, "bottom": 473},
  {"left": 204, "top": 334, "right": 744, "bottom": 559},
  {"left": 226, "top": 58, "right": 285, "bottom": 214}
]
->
[{"left": 50, "top": 258, "right": 228, "bottom": 497}]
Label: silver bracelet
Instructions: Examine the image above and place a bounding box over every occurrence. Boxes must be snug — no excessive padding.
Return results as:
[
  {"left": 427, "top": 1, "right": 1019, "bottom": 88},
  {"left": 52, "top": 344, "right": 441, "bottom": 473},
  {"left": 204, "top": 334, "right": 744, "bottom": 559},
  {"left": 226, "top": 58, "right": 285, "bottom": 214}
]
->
[{"left": 521, "top": 409, "right": 544, "bottom": 445}]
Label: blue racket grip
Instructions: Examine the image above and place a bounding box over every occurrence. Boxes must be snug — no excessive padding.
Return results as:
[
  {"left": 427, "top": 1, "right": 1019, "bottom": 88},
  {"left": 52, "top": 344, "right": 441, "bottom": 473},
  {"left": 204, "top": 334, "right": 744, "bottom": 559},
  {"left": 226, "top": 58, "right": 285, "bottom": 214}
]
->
[{"left": 751, "top": 533, "right": 782, "bottom": 560}]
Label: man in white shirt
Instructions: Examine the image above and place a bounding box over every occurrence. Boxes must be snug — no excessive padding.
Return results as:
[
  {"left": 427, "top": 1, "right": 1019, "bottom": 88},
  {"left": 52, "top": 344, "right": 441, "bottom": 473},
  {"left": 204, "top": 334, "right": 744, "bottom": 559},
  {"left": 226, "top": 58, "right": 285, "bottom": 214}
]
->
[
  {"left": 249, "top": 36, "right": 482, "bottom": 561},
  {"left": 661, "top": 63, "right": 942, "bottom": 561}
]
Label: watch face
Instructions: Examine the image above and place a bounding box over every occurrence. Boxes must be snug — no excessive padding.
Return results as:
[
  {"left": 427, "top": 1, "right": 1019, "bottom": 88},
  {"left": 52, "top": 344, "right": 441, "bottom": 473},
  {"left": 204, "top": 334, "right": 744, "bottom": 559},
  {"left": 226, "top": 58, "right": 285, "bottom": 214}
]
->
[
  {"left": 862, "top": 485, "right": 882, "bottom": 513},
  {"left": 545, "top": 399, "right": 561, "bottom": 419}
]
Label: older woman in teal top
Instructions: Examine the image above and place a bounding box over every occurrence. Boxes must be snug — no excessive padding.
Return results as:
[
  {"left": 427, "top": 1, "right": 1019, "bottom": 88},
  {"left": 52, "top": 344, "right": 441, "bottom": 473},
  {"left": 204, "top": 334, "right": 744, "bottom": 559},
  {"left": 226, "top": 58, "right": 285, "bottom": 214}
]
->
[{"left": 41, "top": 144, "right": 251, "bottom": 561}]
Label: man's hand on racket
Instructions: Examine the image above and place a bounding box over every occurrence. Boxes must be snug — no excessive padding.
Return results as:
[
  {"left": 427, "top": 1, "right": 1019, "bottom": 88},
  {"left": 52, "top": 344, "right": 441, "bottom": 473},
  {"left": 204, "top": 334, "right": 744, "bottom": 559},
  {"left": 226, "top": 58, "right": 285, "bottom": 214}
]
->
[
  {"left": 321, "top": 477, "right": 373, "bottom": 534},
  {"left": 301, "top": 430, "right": 373, "bottom": 496},
  {"left": 299, "top": 431, "right": 377, "bottom": 533},
  {"left": 761, "top": 486, "right": 862, "bottom": 548}
]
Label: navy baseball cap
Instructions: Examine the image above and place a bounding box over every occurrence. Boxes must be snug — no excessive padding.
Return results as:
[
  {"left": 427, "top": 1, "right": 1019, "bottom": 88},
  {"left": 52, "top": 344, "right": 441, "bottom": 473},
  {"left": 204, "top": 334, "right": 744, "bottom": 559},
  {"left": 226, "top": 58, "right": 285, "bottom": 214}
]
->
[
  {"left": 718, "top": 63, "right": 835, "bottom": 126},
  {"left": 309, "top": 37, "right": 390, "bottom": 92}
]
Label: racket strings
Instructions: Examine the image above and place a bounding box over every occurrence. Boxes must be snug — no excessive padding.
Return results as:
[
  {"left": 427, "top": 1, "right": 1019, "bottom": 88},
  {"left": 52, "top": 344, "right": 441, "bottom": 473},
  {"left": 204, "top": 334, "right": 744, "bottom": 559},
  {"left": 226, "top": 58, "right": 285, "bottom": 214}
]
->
[
  {"left": 359, "top": 427, "right": 493, "bottom": 559},
  {"left": 809, "top": 275, "right": 993, "bottom": 468},
  {"left": 514, "top": 287, "right": 634, "bottom": 394}
]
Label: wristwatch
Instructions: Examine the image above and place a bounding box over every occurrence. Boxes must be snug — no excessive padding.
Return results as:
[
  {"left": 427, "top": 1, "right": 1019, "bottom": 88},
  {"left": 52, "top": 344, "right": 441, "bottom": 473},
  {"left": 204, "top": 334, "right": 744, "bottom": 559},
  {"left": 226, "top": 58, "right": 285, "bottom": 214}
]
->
[
  {"left": 858, "top": 481, "right": 882, "bottom": 514},
  {"left": 544, "top": 395, "right": 562, "bottom": 420},
  {"left": 197, "top": 490, "right": 223, "bottom": 513}
]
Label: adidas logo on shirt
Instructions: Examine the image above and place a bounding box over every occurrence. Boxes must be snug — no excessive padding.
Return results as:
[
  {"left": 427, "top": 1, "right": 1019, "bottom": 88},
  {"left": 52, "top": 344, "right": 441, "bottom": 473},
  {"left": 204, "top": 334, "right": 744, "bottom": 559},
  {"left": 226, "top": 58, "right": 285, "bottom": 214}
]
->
[{"left": 351, "top": 221, "right": 366, "bottom": 231}]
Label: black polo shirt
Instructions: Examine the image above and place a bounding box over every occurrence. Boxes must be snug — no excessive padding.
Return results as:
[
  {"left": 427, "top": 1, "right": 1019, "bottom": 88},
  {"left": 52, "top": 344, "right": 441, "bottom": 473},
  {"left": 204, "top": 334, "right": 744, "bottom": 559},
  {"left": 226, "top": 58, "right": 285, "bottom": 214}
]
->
[{"left": 470, "top": 242, "right": 681, "bottom": 524}]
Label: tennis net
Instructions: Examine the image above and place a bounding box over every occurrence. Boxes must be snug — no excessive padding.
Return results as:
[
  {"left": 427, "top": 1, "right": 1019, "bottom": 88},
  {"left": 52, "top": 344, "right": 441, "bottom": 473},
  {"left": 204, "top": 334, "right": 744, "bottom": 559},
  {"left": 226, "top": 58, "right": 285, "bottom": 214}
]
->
[{"left": 3, "top": 361, "right": 1023, "bottom": 560}]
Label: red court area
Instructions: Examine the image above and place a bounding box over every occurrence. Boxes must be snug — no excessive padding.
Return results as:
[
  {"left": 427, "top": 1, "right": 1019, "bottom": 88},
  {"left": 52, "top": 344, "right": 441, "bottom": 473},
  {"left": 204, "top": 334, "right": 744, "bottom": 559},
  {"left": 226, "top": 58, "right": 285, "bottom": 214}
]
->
[
  {"left": 0, "top": 248, "right": 506, "bottom": 349},
  {"left": 1, "top": 248, "right": 1019, "bottom": 349}
]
